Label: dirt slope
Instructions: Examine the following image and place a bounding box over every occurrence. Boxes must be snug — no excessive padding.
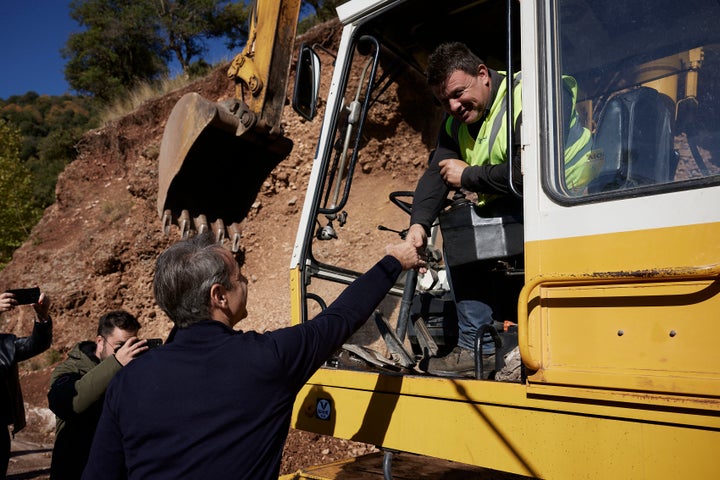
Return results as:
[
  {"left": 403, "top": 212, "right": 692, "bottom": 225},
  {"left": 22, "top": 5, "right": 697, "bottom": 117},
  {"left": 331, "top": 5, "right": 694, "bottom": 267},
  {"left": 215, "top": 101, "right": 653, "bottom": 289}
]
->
[{"left": 1, "top": 20, "right": 431, "bottom": 477}]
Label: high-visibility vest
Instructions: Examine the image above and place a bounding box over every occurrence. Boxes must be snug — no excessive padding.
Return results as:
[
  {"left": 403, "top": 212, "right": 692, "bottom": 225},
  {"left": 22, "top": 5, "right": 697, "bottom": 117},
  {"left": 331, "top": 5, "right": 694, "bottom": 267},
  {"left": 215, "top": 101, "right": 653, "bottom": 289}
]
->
[{"left": 445, "top": 72, "right": 594, "bottom": 204}]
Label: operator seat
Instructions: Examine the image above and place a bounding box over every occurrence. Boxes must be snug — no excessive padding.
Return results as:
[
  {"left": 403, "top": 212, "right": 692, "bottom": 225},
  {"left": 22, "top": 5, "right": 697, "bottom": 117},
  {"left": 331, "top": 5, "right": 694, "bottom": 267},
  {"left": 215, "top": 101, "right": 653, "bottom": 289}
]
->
[{"left": 588, "top": 86, "right": 677, "bottom": 193}]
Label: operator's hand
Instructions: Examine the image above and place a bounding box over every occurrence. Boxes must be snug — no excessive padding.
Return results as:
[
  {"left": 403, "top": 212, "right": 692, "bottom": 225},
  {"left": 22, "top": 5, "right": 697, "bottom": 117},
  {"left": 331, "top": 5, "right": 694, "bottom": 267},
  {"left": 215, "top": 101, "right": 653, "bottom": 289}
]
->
[
  {"left": 0, "top": 292, "right": 17, "bottom": 313},
  {"left": 405, "top": 224, "right": 429, "bottom": 273},
  {"left": 33, "top": 292, "right": 51, "bottom": 322},
  {"left": 385, "top": 242, "right": 426, "bottom": 271},
  {"left": 406, "top": 224, "right": 427, "bottom": 250},
  {"left": 439, "top": 159, "right": 467, "bottom": 188},
  {"left": 114, "top": 337, "right": 148, "bottom": 366}
]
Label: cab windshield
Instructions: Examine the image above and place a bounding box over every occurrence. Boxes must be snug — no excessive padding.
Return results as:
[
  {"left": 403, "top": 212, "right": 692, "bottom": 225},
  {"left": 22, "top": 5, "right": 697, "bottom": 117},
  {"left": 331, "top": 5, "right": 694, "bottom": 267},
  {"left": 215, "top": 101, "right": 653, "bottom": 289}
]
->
[{"left": 551, "top": 0, "right": 720, "bottom": 199}]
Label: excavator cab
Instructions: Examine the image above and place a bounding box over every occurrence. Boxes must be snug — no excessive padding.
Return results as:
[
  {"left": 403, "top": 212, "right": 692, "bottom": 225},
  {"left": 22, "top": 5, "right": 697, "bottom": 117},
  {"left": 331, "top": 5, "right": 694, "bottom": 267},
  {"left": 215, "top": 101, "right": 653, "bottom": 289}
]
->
[{"left": 157, "top": 0, "right": 301, "bottom": 249}]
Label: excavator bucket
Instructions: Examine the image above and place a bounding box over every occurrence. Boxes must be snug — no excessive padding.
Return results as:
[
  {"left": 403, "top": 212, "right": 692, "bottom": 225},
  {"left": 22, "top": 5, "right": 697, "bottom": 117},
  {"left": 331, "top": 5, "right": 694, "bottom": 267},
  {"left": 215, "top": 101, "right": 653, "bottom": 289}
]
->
[{"left": 157, "top": 92, "right": 292, "bottom": 244}]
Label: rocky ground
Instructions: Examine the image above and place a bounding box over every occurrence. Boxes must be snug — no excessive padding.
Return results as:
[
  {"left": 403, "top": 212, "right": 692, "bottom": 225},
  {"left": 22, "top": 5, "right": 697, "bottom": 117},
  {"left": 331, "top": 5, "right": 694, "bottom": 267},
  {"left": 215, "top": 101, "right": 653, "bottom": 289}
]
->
[{"left": 1, "top": 20, "right": 433, "bottom": 478}]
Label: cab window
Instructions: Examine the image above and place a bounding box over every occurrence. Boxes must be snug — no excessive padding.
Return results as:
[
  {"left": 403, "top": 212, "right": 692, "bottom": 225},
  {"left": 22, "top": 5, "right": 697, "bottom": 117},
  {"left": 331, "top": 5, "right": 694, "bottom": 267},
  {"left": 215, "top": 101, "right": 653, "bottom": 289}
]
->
[{"left": 549, "top": 0, "right": 720, "bottom": 199}]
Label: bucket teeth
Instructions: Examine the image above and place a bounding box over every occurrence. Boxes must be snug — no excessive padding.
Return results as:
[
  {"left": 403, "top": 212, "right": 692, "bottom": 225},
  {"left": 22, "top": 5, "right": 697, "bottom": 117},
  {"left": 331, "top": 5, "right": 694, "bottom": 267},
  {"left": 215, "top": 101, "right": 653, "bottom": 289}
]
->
[
  {"left": 194, "top": 214, "right": 209, "bottom": 235},
  {"left": 162, "top": 209, "right": 173, "bottom": 236},
  {"left": 160, "top": 212, "right": 240, "bottom": 252},
  {"left": 179, "top": 210, "right": 191, "bottom": 239},
  {"left": 229, "top": 222, "right": 243, "bottom": 253},
  {"left": 213, "top": 219, "right": 226, "bottom": 244}
]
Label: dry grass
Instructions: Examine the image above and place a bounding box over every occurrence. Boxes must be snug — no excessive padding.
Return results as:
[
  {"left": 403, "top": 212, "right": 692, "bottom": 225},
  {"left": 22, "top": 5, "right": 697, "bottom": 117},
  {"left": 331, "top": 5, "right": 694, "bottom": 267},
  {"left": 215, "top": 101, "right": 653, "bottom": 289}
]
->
[{"left": 98, "top": 75, "right": 194, "bottom": 125}]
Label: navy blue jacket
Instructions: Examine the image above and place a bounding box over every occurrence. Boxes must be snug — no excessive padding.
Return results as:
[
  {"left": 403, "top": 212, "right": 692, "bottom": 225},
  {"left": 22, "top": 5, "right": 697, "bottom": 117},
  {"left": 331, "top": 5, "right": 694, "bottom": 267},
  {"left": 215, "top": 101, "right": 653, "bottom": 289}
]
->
[{"left": 82, "top": 256, "right": 402, "bottom": 479}]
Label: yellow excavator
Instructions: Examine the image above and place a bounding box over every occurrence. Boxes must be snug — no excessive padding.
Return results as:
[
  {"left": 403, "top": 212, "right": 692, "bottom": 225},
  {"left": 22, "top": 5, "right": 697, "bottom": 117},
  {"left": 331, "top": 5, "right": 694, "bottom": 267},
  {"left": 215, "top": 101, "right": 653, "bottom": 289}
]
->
[
  {"left": 158, "top": 0, "right": 720, "bottom": 478},
  {"left": 157, "top": 0, "right": 301, "bottom": 250}
]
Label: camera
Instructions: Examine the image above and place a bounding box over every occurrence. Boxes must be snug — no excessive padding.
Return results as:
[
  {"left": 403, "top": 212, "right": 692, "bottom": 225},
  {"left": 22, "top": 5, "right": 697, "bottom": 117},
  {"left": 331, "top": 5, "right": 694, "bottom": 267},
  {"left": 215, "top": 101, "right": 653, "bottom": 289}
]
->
[
  {"left": 145, "top": 338, "right": 163, "bottom": 349},
  {"left": 113, "top": 338, "right": 163, "bottom": 354}
]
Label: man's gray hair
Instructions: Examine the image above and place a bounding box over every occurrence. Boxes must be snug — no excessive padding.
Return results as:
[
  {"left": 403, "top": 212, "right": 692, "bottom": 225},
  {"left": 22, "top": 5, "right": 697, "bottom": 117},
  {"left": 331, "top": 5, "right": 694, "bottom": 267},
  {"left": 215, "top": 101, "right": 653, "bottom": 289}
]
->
[
  {"left": 426, "top": 42, "right": 485, "bottom": 88},
  {"left": 153, "top": 233, "right": 233, "bottom": 328}
]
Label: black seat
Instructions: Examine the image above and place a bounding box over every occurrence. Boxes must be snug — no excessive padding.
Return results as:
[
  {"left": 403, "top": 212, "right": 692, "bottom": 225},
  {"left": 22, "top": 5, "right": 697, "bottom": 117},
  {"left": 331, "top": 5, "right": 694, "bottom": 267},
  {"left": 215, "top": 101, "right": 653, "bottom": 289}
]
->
[{"left": 588, "top": 86, "right": 676, "bottom": 193}]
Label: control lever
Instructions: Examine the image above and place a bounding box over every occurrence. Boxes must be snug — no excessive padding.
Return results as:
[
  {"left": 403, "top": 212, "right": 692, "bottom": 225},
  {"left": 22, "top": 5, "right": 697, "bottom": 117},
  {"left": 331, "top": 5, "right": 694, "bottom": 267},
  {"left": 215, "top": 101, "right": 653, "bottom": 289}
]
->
[{"left": 377, "top": 225, "right": 408, "bottom": 240}]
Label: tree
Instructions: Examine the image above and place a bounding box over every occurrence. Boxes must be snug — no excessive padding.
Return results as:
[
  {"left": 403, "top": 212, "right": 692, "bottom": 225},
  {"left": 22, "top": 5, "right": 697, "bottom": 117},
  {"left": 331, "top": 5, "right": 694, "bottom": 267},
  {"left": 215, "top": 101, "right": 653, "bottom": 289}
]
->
[
  {"left": 297, "top": 0, "right": 342, "bottom": 35},
  {"left": 156, "top": 0, "right": 248, "bottom": 73},
  {"left": 64, "top": 0, "right": 170, "bottom": 101},
  {"left": 209, "top": 0, "right": 252, "bottom": 51},
  {"left": 1, "top": 94, "right": 98, "bottom": 209},
  {"left": 302, "top": 0, "right": 340, "bottom": 22},
  {"left": 0, "top": 120, "right": 41, "bottom": 268},
  {"left": 64, "top": 0, "right": 251, "bottom": 100}
]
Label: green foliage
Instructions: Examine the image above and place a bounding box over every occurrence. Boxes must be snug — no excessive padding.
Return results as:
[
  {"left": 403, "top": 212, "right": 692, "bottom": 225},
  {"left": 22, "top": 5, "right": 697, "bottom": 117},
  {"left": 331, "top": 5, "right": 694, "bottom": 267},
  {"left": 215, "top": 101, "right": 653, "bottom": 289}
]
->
[
  {"left": 298, "top": 0, "right": 341, "bottom": 34},
  {"left": 302, "top": 0, "right": 341, "bottom": 22},
  {"left": 64, "top": 0, "right": 170, "bottom": 102},
  {"left": 156, "top": 0, "right": 244, "bottom": 72},
  {"left": 64, "top": 0, "right": 249, "bottom": 101},
  {"left": 0, "top": 120, "right": 42, "bottom": 268},
  {"left": 0, "top": 94, "right": 98, "bottom": 210},
  {"left": 62, "top": 1, "right": 342, "bottom": 100},
  {"left": 185, "top": 59, "right": 214, "bottom": 79},
  {"left": 211, "top": 1, "right": 252, "bottom": 51}
]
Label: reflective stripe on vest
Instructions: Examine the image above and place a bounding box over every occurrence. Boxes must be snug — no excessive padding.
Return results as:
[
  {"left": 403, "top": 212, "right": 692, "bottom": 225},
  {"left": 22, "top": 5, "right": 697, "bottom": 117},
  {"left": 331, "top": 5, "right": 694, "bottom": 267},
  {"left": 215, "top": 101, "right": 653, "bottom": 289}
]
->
[{"left": 562, "top": 75, "right": 596, "bottom": 191}]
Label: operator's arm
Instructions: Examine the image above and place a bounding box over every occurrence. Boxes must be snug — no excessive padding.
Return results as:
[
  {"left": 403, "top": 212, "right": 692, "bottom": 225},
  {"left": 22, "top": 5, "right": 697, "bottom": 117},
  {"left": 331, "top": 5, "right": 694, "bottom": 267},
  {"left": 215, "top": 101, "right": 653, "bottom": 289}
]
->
[
  {"left": 460, "top": 151, "right": 523, "bottom": 195},
  {"left": 409, "top": 148, "right": 452, "bottom": 235},
  {"left": 48, "top": 356, "right": 123, "bottom": 418},
  {"left": 273, "top": 243, "right": 419, "bottom": 389},
  {"left": 407, "top": 132, "right": 462, "bottom": 253}
]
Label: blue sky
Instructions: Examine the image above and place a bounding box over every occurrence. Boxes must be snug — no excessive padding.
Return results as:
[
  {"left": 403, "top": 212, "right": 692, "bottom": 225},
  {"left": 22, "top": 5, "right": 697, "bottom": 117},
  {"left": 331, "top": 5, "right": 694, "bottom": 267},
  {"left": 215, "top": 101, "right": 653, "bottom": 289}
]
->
[
  {"left": 0, "top": 1, "right": 77, "bottom": 98},
  {"left": 0, "top": 1, "right": 232, "bottom": 100}
]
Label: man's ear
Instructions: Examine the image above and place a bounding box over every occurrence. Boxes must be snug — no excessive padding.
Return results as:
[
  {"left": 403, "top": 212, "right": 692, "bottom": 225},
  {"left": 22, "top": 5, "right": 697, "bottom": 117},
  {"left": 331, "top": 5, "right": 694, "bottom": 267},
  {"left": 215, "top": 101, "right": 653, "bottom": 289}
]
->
[
  {"left": 209, "top": 283, "right": 226, "bottom": 308},
  {"left": 476, "top": 64, "right": 490, "bottom": 89}
]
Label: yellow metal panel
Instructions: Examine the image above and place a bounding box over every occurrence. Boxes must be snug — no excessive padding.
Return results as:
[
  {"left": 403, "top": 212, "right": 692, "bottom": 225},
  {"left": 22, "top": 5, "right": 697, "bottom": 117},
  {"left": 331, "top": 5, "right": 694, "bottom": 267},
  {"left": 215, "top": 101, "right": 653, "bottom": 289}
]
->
[
  {"left": 537, "top": 281, "right": 720, "bottom": 395},
  {"left": 520, "top": 222, "right": 720, "bottom": 403},
  {"left": 291, "top": 370, "right": 720, "bottom": 479},
  {"left": 524, "top": 222, "right": 720, "bottom": 278},
  {"left": 289, "top": 266, "right": 302, "bottom": 326}
]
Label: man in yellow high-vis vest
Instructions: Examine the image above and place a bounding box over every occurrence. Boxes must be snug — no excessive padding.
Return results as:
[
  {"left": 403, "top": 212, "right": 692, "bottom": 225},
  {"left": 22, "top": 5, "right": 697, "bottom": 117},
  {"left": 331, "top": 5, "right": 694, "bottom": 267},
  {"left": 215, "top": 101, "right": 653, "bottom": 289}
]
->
[{"left": 407, "top": 42, "right": 593, "bottom": 377}]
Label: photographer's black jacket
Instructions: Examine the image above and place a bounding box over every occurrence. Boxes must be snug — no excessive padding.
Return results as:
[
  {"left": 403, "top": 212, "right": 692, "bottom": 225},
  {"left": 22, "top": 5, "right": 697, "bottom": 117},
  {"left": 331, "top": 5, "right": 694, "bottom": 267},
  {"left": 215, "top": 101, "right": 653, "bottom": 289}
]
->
[{"left": 0, "top": 319, "right": 52, "bottom": 433}]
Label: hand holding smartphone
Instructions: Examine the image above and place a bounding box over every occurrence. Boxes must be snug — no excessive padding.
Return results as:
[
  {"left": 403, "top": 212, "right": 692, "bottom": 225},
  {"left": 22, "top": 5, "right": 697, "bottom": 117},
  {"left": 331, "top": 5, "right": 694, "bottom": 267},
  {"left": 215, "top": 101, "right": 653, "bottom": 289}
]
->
[
  {"left": 145, "top": 338, "right": 163, "bottom": 349},
  {"left": 4, "top": 287, "right": 41, "bottom": 305}
]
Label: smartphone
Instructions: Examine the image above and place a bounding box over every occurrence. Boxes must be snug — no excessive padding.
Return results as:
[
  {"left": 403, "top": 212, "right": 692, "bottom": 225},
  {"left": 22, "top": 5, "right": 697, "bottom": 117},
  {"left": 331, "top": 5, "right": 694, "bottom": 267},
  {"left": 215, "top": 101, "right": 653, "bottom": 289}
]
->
[
  {"left": 4, "top": 287, "right": 40, "bottom": 305},
  {"left": 145, "top": 338, "right": 163, "bottom": 349}
]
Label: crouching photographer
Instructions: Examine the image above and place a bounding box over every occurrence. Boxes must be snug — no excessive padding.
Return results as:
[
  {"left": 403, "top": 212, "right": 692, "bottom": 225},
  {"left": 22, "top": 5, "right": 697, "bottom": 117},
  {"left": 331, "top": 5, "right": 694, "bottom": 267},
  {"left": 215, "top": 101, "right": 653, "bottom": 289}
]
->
[{"left": 48, "top": 310, "right": 157, "bottom": 479}]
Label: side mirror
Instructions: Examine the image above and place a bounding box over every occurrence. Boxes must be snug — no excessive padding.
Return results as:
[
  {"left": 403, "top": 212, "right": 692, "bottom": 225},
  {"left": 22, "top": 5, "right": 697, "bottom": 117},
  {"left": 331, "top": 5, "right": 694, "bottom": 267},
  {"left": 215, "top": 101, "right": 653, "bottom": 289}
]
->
[{"left": 292, "top": 43, "right": 321, "bottom": 121}]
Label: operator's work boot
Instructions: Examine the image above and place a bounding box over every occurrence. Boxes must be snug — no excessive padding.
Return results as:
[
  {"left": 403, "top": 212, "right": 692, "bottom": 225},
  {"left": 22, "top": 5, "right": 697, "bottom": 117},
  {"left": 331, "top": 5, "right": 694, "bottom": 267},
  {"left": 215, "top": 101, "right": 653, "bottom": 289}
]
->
[{"left": 425, "top": 346, "right": 476, "bottom": 378}]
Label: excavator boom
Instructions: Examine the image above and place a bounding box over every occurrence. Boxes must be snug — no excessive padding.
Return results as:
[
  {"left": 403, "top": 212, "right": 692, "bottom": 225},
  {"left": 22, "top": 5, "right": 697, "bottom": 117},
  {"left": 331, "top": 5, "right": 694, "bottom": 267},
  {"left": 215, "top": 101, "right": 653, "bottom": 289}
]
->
[{"left": 157, "top": 0, "right": 301, "bottom": 247}]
